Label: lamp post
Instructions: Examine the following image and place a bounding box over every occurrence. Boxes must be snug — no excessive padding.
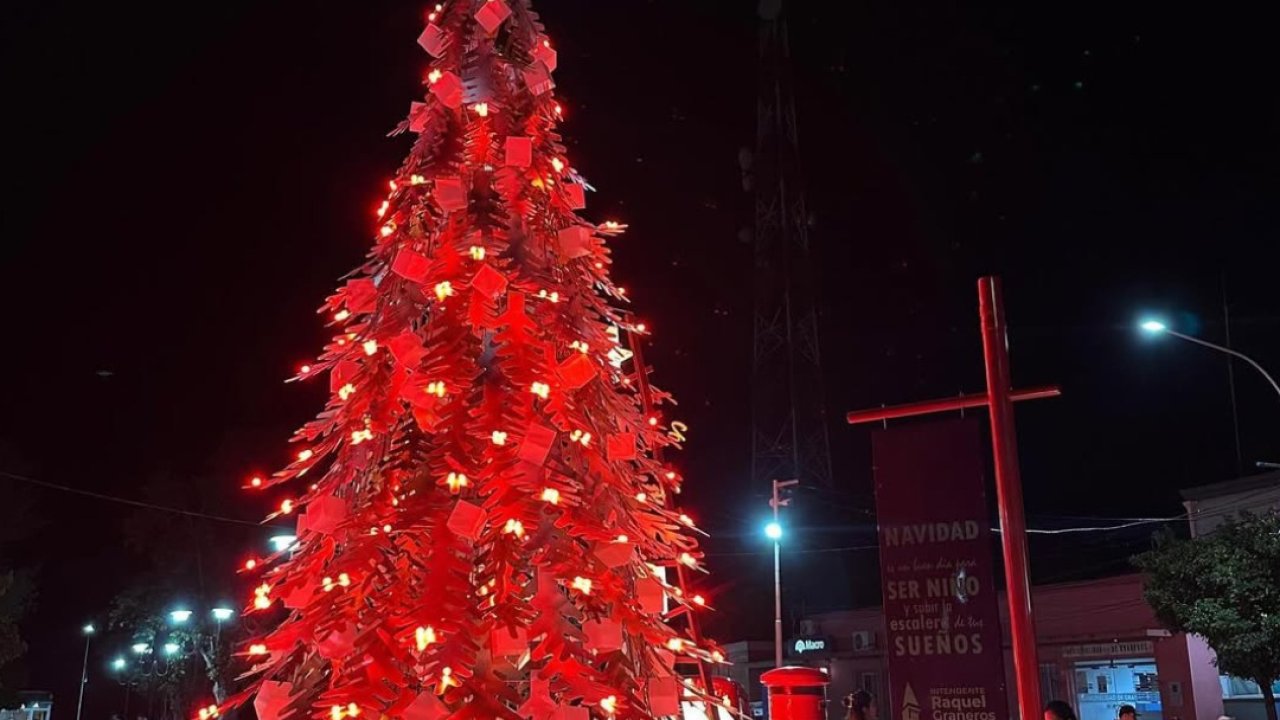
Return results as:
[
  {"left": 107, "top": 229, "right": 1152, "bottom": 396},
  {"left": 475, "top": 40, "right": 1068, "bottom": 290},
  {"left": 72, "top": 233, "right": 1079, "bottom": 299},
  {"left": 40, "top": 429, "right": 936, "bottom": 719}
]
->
[
  {"left": 75, "top": 624, "right": 94, "bottom": 720},
  {"left": 768, "top": 479, "right": 798, "bottom": 669},
  {"left": 1140, "top": 320, "right": 1280, "bottom": 401}
]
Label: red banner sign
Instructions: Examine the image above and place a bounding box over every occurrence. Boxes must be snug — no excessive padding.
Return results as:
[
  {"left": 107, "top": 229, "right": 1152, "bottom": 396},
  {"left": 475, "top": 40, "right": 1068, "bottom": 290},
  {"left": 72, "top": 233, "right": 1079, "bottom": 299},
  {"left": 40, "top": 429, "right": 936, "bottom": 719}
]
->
[{"left": 874, "top": 420, "right": 1009, "bottom": 720}]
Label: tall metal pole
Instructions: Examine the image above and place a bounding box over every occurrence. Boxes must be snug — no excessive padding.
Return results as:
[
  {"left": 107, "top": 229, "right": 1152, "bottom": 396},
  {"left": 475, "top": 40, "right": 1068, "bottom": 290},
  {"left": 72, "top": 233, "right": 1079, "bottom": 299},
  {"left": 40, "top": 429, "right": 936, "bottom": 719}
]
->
[
  {"left": 977, "top": 277, "right": 1041, "bottom": 720},
  {"left": 772, "top": 480, "right": 783, "bottom": 669},
  {"left": 76, "top": 630, "right": 92, "bottom": 720}
]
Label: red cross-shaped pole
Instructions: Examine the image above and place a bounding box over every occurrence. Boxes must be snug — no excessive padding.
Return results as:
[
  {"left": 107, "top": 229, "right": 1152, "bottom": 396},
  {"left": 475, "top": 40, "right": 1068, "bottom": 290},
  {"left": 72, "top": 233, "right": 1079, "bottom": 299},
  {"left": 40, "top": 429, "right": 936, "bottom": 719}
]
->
[{"left": 846, "top": 276, "right": 1058, "bottom": 720}]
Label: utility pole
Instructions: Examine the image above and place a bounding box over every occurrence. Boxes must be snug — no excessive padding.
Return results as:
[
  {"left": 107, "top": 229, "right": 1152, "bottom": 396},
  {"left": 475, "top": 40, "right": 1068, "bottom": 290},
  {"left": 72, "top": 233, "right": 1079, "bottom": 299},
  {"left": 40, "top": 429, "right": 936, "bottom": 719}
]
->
[{"left": 769, "top": 478, "right": 799, "bottom": 668}]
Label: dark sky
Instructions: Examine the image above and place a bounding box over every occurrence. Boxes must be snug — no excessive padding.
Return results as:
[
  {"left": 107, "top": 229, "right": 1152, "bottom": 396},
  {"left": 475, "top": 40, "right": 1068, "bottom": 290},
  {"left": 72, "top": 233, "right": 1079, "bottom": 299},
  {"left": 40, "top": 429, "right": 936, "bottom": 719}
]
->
[{"left": 3, "top": 0, "right": 1278, "bottom": 713}]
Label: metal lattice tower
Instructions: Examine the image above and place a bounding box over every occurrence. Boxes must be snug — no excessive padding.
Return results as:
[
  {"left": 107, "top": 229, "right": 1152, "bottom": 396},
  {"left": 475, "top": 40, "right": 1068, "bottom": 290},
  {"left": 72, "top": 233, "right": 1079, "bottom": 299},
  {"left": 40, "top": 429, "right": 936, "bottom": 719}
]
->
[{"left": 747, "top": 0, "right": 833, "bottom": 489}]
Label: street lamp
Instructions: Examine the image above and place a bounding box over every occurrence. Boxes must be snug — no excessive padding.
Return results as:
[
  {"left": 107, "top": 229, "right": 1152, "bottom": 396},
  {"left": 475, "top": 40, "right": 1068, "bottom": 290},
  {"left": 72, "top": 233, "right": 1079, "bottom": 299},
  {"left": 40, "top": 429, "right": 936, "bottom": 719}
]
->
[
  {"left": 131, "top": 643, "right": 150, "bottom": 655},
  {"left": 111, "top": 657, "right": 126, "bottom": 671},
  {"left": 76, "top": 623, "right": 94, "bottom": 720},
  {"left": 1139, "top": 319, "right": 1280, "bottom": 400},
  {"left": 268, "top": 534, "right": 298, "bottom": 553},
  {"left": 163, "top": 642, "right": 181, "bottom": 656},
  {"left": 169, "top": 609, "right": 194, "bottom": 624},
  {"left": 211, "top": 608, "right": 234, "bottom": 622},
  {"left": 768, "top": 479, "right": 799, "bottom": 669}
]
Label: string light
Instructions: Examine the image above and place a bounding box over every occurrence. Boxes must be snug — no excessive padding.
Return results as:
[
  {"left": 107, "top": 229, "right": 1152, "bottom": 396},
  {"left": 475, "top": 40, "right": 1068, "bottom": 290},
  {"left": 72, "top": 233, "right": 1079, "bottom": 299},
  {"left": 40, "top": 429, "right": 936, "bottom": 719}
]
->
[
  {"left": 491, "top": 430, "right": 508, "bottom": 445},
  {"left": 338, "top": 573, "right": 351, "bottom": 587},
  {"left": 600, "top": 696, "right": 618, "bottom": 715},
  {"left": 635, "top": 492, "right": 647, "bottom": 502},
  {"left": 253, "top": 583, "right": 272, "bottom": 610},
  {"left": 438, "top": 667, "right": 459, "bottom": 693},
  {"left": 323, "top": 576, "right": 335, "bottom": 592},
  {"left": 428, "top": 69, "right": 443, "bottom": 84},
  {"left": 647, "top": 416, "right": 659, "bottom": 426},
  {"left": 250, "top": 476, "right": 263, "bottom": 488},
  {"left": 503, "top": 518, "right": 525, "bottom": 538},
  {"left": 446, "top": 472, "right": 468, "bottom": 493},
  {"left": 530, "top": 382, "right": 550, "bottom": 399},
  {"left": 248, "top": 644, "right": 267, "bottom": 656},
  {"left": 569, "top": 340, "right": 588, "bottom": 353},
  {"left": 410, "top": 174, "right": 426, "bottom": 185},
  {"left": 551, "top": 158, "right": 565, "bottom": 173},
  {"left": 678, "top": 552, "right": 697, "bottom": 568},
  {"left": 636, "top": 323, "right": 647, "bottom": 333},
  {"left": 570, "top": 576, "right": 592, "bottom": 594},
  {"left": 540, "top": 487, "right": 561, "bottom": 504},
  {"left": 334, "top": 309, "right": 351, "bottom": 322},
  {"left": 666, "top": 638, "right": 685, "bottom": 652},
  {"left": 679, "top": 513, "right": 694, "bottom": 526},
  {"left": 471, "top": 102, "right": 489, "bottom": 117},
  {"left": 299, "top": 364, "right": 312, "bottom": 375},
  {"left": 604, "top": 221, "right": 621, "bottom": 230},
  {"left": 692, "top": 594, "right": 706, "bottom": 606},
  {"left": 338, "top": 383, "right": 356, "bottom": 401},
  {"left": 615, "top": 534, "right": 628, "bottom": 543},
  {"left": 376, "top": 201, "right": 389, "bottom": 218},
  {"left": 426, "top": 381, "right": 447, "bottom": 397},
  {"left": 362, "top": 339, "right": 379, "bottom": 356},
  {"left": 382, "top": 524, "right": 392, "bottom": 533},
  {"left": 415, "top": 625, "right": 438, "bottom": 650},
  {"left": 244, "top": 558, "right": 257, "bottom": 570},
  {"left": 537, "top": 289, "right": 560, "bottom": 303},
  {"left": 350, "top": 428, "right": 374, "bottom": 445},
  {"left": 469, "top": 246, "right": 486, "bottom": 260},
  {"left": 711, "top": 650, "right": 725, "bottom": 663},
  {"left": 389, "top": 179, "right": 398, "bottom": 191},
  {"left": 380, "top": 224, "right": 395, "bottom": 238},
  {"left": 280, "top": 499, "right": 295, "bottom": 515},
  {"left": 434, "top": 281, "right": 455, "bottom": 302},
  {"left": 297, "top": 449, "right": 313, "bottom": 462},
  {"left": 569, "top": 429, "right": 591, "bottom": 446}
]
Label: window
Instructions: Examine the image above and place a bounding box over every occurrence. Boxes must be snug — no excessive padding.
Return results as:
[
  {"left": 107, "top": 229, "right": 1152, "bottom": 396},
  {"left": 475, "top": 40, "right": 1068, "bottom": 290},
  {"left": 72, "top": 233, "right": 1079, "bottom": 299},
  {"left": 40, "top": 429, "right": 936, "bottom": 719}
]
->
[
  {"left": 1040, "top": 664, "right": 1063, "bottom": 702},
  {"left": 1219, "top": 676, "right": 1280, "bottom": 699}
]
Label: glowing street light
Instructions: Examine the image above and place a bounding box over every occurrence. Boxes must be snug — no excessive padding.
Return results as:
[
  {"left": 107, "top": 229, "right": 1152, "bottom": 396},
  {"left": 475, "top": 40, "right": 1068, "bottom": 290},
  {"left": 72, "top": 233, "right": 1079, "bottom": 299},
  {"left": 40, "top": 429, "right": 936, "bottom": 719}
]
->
[
  {"left": 1138, "top": 319, "right": 1280, "bottom": 401},
  {"left": 268, "top": 535, "right": 298, "bottom": 553},
  {"left": 764, "top": 521, "right": 783, "bottom": 540},
  {"left": 111, "top": 657, "right": 126, "bottom": 671},
  {"left": 163, "top": 643, "right": 181, "bottom": 656},
  {"left": 211, "top": 608, "right": 234, "bottom": 622},
  {"left": 76, "top": 623, "right": 95, "bottom": 720},
  {"left": 169, "top": 609, "right": 193, "bottom": 624},
  {"left": 1139, "top": 319, "right": 1167, "bottom": 334},
  {"left": 131, "top": 643, "right": 150, "bottom": 655}
]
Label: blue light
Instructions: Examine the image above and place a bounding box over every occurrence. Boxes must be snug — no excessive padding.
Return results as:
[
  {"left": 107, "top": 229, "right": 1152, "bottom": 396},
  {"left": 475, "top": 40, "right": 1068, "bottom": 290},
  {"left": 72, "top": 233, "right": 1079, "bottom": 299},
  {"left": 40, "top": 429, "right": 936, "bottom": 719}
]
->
[{"left": 765, "top": 521, "right": 783, "bottom": 540}]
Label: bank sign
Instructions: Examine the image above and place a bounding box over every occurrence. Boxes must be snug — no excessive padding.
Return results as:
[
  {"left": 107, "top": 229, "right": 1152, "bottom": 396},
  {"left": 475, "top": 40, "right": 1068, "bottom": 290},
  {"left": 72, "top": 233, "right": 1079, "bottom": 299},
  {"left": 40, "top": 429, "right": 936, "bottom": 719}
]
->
[{"left": 873, "top": 420, "right": 1009, "bottom": 720}]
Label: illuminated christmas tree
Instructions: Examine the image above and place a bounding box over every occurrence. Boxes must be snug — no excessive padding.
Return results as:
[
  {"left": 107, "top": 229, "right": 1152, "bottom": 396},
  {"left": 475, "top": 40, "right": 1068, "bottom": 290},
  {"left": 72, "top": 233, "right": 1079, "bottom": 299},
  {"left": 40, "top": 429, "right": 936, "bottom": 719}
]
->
[{"left": 225, "top": 3, "right": 720, "bottom": 720}]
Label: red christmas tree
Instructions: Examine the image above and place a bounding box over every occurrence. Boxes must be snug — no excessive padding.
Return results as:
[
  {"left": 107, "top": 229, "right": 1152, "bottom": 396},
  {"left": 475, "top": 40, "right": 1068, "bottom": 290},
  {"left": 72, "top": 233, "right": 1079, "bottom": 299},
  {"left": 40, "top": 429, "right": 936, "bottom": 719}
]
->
[{"left": 227, "top": 3, "right": 721, "bottom": 720}]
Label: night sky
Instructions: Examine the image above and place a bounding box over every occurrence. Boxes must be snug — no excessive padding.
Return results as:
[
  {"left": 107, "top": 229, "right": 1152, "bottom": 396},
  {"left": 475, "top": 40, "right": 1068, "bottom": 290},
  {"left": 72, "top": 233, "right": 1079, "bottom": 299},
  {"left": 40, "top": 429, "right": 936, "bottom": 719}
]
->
[{"left": 3, "top": 0, "right": 1278, "bottom": 714}]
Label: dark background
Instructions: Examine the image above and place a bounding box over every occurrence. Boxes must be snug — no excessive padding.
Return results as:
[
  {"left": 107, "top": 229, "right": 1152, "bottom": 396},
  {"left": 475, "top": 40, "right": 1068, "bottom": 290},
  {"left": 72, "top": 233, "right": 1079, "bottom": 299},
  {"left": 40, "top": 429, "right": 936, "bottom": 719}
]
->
[{"left": 2, "top": 0, "right": 1277, "bottom": 715}]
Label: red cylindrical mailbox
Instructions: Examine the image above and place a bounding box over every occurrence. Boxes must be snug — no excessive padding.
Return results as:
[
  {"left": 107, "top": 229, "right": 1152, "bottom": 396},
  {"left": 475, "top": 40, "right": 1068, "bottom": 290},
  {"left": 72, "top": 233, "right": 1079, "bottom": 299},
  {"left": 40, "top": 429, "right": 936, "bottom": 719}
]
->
[{"left": 761, "top": 667, "right": 830, "bottom": 720}]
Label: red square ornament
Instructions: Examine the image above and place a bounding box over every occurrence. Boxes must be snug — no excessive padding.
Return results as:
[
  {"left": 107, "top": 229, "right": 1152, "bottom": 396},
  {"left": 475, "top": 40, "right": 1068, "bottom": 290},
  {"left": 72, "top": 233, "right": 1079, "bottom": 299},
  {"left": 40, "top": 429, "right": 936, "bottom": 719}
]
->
[
  {"left": 392, "top": 249, "right": 430, "bottom": 283},
  {"left": 430, "top": 71, "right": 463, "bottom": 108},
  {"left": 417, "top": 24, "right": 446, "bottom": 57},
  {"left": 254, "top": 681, "right": 294, "bottom": 720},
  {"left": 593, "top": 541, "right": 633, "bottom": 568},
  {"left": 344, "top": 278, "right": 377, "bottom": 314},
  {"left": 408, "top": 101, "right": 430, "bottom": 133},
  {"left": 647, "top": 678, "right": 681, "bottom": 717},
  {"left": 474, "top": 0, "right": 511, "bottom": 34},
  {"left": 505, "top": 136, "right": 533, "bottom": 167},
  {"left": 387, "top": 331, "right": 426, "bottom": 369},
  {"left": 447, "top": 500, "right": 487, "bottom": 540},
  {"left": 563, "top": 183, "right": 585, "bottom": 210},
  {"left": 606, "top": 433, "right": 636, "bottom": 461},
  {"left": 401, "top": 693, "right": 448, "bottom": 720},
  {"left": 534, "top": 42, "right": 558, "bottom": 72},
  {"left": 490, "top": 625, "right": 528, "bottom": 656},
  {"left": 558, "top": 226, "right": 592, "bottom": 259},
  {"left": 582, "top": 619, "right": 623, "bottom": 652},
  {"left": 556, "top": 353, "right": 596, "bottom": 390},
  {"left": 518, "top": 423, "right": 558, "bottom": 465},
  {"left": 471, "top": 264, "right": 509, "bottom": 299},
  {"left": 638, "top": 576, "right": 665, "bottom": 614},
  {"left": 523, "top": 66, "right": 554, "bottom": 96},
  {"left": 301, "top": 495, "right": 347, "bottom": 536},
  {"left": 434, "top": 176, "right": 467, "bottom": 212}
]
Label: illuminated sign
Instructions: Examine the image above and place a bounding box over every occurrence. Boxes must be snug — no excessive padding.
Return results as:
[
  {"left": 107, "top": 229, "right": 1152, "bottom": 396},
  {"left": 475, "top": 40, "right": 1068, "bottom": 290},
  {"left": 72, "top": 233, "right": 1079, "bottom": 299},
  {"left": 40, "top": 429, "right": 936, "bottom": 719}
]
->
[{"left": 792, "top": 638, "right": 828, "bottom": 654}]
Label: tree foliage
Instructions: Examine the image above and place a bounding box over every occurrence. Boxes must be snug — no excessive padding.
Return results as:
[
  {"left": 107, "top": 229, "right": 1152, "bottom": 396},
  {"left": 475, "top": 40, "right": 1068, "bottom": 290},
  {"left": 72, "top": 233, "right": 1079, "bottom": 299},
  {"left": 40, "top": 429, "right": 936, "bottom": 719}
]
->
[{"left": 1134, "top": 512, "right": 1280, "bottom": 720}]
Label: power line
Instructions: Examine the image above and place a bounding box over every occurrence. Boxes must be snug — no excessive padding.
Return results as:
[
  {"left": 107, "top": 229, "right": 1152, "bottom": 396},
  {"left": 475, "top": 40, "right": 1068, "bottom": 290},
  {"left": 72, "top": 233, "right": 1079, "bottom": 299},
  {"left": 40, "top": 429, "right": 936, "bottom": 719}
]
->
[{"left": 0, "top": 469, "right": 280, "bottom": 529}]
